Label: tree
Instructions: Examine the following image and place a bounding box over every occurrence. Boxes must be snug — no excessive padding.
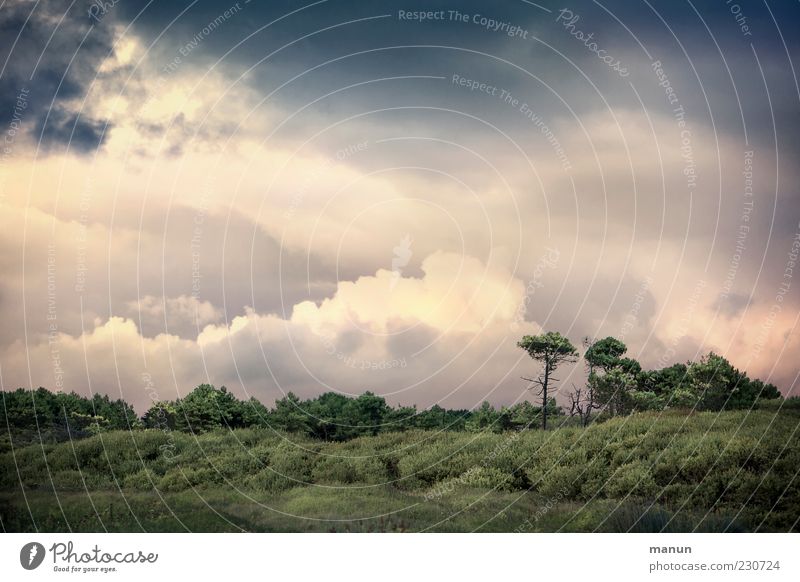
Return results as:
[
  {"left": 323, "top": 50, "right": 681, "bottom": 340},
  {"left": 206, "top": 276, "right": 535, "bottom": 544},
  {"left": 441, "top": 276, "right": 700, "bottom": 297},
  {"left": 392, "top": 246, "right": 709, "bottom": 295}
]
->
[
  {"left": 304, "top": 392, "right": 351, "bottom": 440},
  {"left": 569, "top": 336, "right": 628, "bottom": 426},
  {"left": 271, "top": 392, "right": 311, "bottom": 434},
  {"left": 582, "top": 338, "right": 646, "bottom": 418},
  {"left": 628, "top": 389, "right": 663, "bottom": 412},
  {"left": 687, "top": 353, "right": 736, "bottom": 410},
  {"left": 687, "top": 352, "right": 781, "bottom": 411},
  {"left": 748, "top": 379, "right": 781, "bottom": 403},
  {"left": 584, "top": 336, "right": 627, "bottom": 372},
  {"left": 638, "top": 363, "right": 689, "bottom": 396},
  {"left": 143, "top": 400, "right": 178, "bottom": 430},
  {"left": 518, "top": 331, "right": 578, "bottom": 430},
  {"left": 509, "top": 400, "right": 540, "bottom": 430},
  {"left": 68, "top": 411, "right": 109, "bottom": 436},
  {"left": 175, "top": 384, "right": 241, "bottom": 432},
  {"left": 415, "top": 404, "right": 448, "bottom": 430},
  {"left": 414, "top": 404, "right": 470, "bottom": 431},
  {"left": 340, "top": 391, "right": 388, "bottom": 438},
  {"left": 89, "top": 393, "right": 140, "bottom": 430},
  {"left": 466, "top": 401, "right": 497, "bottom": 432},
  {"left": 239, "top": 397, "right": 271, "bottom": 428},
  {"left": 383, "top": 404, "right": 417, "bottom": 432},
  {"left": 578, "top": 337, "right": 631, "bottom": 424},
  {"left": 590, "top": 367, "right": 637, "bottom": 416}
]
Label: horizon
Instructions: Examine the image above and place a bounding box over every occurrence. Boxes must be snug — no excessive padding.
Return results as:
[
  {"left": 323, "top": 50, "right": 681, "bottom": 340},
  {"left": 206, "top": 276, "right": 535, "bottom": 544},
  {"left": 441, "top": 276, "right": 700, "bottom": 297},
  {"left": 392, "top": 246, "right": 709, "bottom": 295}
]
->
[{"left": 1, "top": 343, "right": 783, "bottom": 415}]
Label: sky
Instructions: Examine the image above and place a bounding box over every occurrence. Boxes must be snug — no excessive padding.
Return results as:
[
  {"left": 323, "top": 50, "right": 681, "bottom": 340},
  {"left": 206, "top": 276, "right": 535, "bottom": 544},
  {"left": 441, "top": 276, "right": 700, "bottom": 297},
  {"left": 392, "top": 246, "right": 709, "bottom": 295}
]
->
[{"left": 0, "top": 0, "right": 798, "bottom": 412}]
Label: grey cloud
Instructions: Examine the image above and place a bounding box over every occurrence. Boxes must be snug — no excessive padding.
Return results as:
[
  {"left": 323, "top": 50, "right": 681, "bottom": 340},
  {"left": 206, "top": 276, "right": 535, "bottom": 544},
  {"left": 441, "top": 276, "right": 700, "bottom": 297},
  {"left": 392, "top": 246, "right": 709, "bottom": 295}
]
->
[
  {"left": 34, "top": 106, "right": 110, "bottom": 153},
  {"left": 0, "top": 0, "right": 115, "bottom": 154},
  {"left": 712, "top": 292, "right": 753, "bottom": 318}
]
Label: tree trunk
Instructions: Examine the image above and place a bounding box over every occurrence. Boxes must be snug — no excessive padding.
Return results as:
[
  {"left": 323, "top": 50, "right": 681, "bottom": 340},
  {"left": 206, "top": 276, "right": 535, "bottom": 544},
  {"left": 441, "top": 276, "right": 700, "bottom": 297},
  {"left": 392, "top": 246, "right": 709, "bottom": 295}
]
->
[
  {"left": 542, "top": 362, "right": 550, "bottom": 430},
  {"left": 584, "top": 387, "right": 594, "bottom": 427}
]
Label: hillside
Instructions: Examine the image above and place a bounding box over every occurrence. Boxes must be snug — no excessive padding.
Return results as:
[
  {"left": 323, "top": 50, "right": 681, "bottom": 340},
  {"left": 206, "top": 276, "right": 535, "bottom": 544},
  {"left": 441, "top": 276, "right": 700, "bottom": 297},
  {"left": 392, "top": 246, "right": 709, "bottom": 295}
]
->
[{"left": 2, "top": 404, "right": 798, "bottom": 532}]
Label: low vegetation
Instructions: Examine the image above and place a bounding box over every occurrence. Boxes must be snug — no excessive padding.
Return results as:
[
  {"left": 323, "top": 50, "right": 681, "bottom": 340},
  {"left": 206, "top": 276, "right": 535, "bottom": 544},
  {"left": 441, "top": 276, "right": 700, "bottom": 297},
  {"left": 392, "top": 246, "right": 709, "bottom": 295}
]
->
[{"left": 1, "top": 404, "right": 798, "bottom": 532}]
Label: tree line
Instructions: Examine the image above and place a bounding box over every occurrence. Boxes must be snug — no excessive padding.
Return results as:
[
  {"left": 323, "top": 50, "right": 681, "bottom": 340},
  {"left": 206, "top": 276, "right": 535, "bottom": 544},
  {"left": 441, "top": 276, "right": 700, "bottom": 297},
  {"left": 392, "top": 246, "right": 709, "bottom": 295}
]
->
[
  {"left": 1, "top": 388, "right": 139, "bottom": 446},
  {"left": 1, "top": 331, "right": 782, "bottom": 444},
  {"left": 518, "top": 331, "right": 781, "bottom": 428}
]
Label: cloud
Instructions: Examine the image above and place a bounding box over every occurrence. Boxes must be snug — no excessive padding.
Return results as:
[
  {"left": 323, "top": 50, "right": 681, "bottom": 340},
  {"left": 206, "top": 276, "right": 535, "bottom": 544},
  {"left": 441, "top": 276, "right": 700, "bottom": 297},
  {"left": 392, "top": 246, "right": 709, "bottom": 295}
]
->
[
  {"left": 0, "top": 252, "right": 538, "bottom": 410},
  {"left": 291, "top": 251, "right": 524, "bottom": 335},
  {"left": 34, "top": 106, "right": 110, "bottom": 153},
  {"left": 712, "top": 292, "right": 753, "bottom": 319},
  {"left": 0, "top": 0, "right": 116, "bottom": 154},
  {"left": 126, "top": 294, "right": 222, "bottom": 338}
]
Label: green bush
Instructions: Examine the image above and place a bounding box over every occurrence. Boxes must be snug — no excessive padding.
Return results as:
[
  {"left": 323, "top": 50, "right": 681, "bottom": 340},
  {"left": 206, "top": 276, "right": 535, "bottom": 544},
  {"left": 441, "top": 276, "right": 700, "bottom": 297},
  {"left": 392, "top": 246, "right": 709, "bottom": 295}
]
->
[
  {"left": 605, "top": 462, "right": 658, "bottom": 498},
  {"left": 458, "top": 466, "right": 513, "bottom": 490},
  {"left": 311, "top": 454, "right": 387, "bottom": 485},
  {"left": 124, "top": 469, "right": 158, "bottom": 490}
]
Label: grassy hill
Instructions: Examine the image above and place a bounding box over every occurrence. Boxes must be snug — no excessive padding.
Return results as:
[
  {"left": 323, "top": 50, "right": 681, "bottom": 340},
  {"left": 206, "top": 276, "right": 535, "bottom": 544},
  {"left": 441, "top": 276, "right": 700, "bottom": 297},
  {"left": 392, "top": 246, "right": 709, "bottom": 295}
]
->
[{"left": 2, "top": 404, "right": 798, "bottom": 532}]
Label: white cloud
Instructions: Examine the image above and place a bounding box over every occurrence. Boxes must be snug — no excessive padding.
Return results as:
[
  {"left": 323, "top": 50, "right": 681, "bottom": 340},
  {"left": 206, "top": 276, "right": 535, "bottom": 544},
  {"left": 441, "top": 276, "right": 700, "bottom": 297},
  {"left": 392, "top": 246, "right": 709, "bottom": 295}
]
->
[
  {"left": 0, "top": 252, "right": 539, "bottom": 410},
  {"left": 291, "top": 251, "right": 524, "bottom": 335}
]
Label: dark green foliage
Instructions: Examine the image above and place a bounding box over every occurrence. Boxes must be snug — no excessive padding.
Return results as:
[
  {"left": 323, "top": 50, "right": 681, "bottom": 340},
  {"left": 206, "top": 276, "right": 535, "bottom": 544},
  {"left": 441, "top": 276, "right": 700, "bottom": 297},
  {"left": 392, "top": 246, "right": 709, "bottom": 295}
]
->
[
  {"left": 238, "top": 397, "right": 272, "bottom": 427},
  {"left": 1, "top": 387, "right": 139, "bottom": 447},
  {"left": 339, "top": 391, "right": 390, "bottom": 437},
  {"left": 687, "top": 353, "right": 781, "bottom": 411},
  {"left": 270, "top": 392, "right": 312, "bottom": 434},
  {"left": 635, "top": 353, "right": 782, "bottom": 413},
  {"left": 518, "top": 331, "right": 579, "bottom": 365},
  {"left": 584, "top": 336, "right": 627, "bottom": 372},
  {"left": 174, "top": 384, "right": 245, "bottom": 432},
  {"left": 580, "top": 336, "right": 782, "bottom": 421},
  {"left": 142, "top": 385, "right": 248, "bottom": 434},
  {"left": 465, "top": 402, "right": 507, "bottom": 432},
  {"left": 272, "top": 391, "right": 391, "bottom": 440},
  {"left": 590, "top": 368, "right": 638, "bottom": 416},
  {"left": 507, "top": 400, "right": 539, "bottom": 430},
  {"left": 412, "top": 405, "right": 469, "bottom": 431},
  {"left": 0, "top": 328, "right": 791, "bottom": 533},
  {"left": 639, "top": 363, "right": 689, "bottom": 396},
  {"left": 142, "top": 400, "right": 178, "bottom": 431},
  {"left": 6, "top": 385, "right": 521, "bottom": 444}
]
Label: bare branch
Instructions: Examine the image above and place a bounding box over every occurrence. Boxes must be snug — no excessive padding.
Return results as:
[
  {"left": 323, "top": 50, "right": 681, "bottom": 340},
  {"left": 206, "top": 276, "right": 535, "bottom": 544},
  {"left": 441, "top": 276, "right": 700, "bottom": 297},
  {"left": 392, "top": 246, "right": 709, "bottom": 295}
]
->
[{"left": 521, "top": 376, "right": 546, "bottom": 389}]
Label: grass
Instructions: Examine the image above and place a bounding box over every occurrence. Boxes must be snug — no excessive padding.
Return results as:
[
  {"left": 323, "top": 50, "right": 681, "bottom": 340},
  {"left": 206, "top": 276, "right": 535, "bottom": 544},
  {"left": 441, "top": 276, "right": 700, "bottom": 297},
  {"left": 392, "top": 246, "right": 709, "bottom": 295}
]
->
[{"left": 1, "top": 407, "right": 798, "bottom": 532}]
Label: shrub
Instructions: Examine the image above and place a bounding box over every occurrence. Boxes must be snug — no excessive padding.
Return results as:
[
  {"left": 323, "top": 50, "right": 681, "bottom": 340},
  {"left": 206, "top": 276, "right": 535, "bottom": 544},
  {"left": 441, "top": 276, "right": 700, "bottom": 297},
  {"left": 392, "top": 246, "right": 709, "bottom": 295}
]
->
[
  {"left": 458, "top": 466, "right": 513, "bottom": 490},
  {"left": 537, "top": 465, "right": 586, "bottom": 499},
  {"left": 605, "top": 462, "right": 658, "bottom": 498},
  {"left": 124, "top": 469, "right": 158, "bottom": 490}
]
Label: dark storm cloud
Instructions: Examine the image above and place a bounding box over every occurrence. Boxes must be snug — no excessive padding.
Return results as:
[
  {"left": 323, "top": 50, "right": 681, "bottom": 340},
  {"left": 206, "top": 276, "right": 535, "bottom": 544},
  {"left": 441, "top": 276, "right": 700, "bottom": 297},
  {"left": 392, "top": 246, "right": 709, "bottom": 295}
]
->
[
  {"left": 108, "top": 0, "right": 798, "bottom": 108},
  {"left": 8, "top": 0, "right": 799, "bottom": 156},
  {"left": 109, "top": 0, "right": 798, "bottom": 257},
  {"left": 0, "top": 0, "right": 115, "bottom": 153},
  {"left": 618, "top": 0, "right": 800, "bottom": 160},
  {"left": 33, "top": 106, "right": 109, "bottom": 153},
  {"left": 11, "top": 0, "right": 796, "bottom": 165}
]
